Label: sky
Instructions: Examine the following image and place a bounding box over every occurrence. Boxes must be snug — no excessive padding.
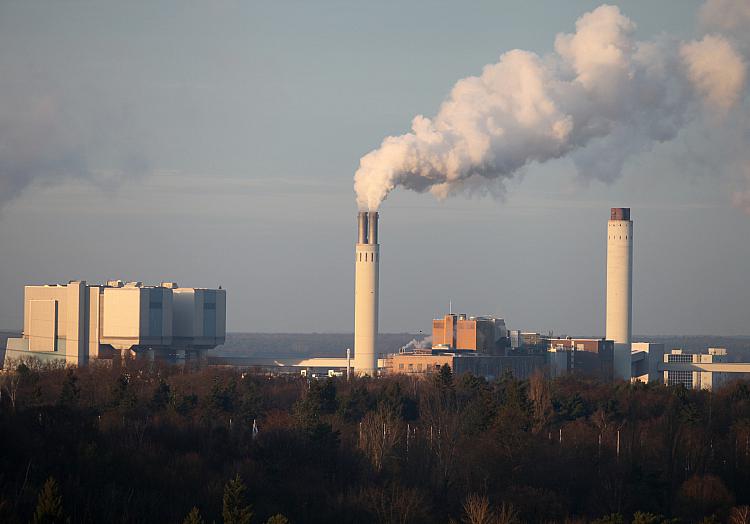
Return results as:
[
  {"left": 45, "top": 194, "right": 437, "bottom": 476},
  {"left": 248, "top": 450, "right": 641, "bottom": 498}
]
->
[{"left": 0, "top": 0, "right": 748, "bottom": 336}]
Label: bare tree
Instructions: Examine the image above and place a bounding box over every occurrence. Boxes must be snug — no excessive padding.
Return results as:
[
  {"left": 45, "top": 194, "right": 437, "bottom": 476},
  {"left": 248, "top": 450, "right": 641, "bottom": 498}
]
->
[
  {"left": 462, "top": 495, "right": 519, "bottom": 524},
  {"left": 359, "top": 404, "right": 402, "bottom": 473},
  {"left": 462, "top": 494, "right": 493, "bottom": 524},
  {"left": 730, "top": 506, "right": 750, "bottom": 524},
  {"left": 528, "top": 370, "right": 553, "bottom": 433},
  {"left": 495, "top": 502, "right": 519, "bottom": 524},
  {"left": 420, "top": 387, "right": 462, "bottom": 486},
  {"left": 362, "top": 484, "right": 429, "bottom": 524},
  {"left": 1, "top": 369, "right": 22, "bottom": 412}
]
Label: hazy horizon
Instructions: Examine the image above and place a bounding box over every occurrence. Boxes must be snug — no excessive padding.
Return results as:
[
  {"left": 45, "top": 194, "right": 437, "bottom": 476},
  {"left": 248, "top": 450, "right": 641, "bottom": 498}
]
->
[{"left": 1, "top": 0, "right": 749, "bottom": 337}]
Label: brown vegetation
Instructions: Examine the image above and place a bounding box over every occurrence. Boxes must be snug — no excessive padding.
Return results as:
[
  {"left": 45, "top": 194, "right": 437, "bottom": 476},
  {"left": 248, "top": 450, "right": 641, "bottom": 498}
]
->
[{"left": 1, "top": 359, "right": 750, "bottom": 523}]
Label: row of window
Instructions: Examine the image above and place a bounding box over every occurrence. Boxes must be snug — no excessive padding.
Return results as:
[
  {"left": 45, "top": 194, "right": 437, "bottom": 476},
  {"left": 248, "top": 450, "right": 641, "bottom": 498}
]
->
[
  {"left": 398, "top": 362, "right": 444, "bottom": 371},
  {"left": 607, "top": 236, "right": 629, "bottom": 240},
  {"left": 667, "top": 370, "right": 693, "bottom": 388},
  {"left": 358, "top": 252, "right": 378, "bottom": 262},
  {"left": 667, "top": 354, "right": 694, "bottom": 362}
]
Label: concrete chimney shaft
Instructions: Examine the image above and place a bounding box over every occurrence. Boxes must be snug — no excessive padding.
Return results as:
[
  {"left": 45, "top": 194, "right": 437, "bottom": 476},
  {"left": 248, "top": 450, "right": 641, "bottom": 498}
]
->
[
  {"left": 354, "top": 211, "right": 379, "bottom": 376},
  {"left": 606, "top": 207, "right": 633, "bottom": 380}
]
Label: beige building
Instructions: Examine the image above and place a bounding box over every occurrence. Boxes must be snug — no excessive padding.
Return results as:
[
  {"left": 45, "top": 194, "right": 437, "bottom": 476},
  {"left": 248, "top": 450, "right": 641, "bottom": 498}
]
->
[
  {"left": 3, "top": 280, "right": 225, "bottom": 367},
  {"left": 432, "top": 314, "right": 508, "bottom": 354},
  {"left": 387, "top": 352, "right": 544, "bottom": 380}
]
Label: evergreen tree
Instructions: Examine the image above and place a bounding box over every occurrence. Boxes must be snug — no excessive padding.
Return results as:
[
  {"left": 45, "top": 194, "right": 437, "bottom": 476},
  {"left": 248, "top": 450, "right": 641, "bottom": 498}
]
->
[
  {"left": 183, "top": 506, "right": 205, "bottom": 524},
  {"left": 266, "top": 515, "right": 289, "bottom": 524},
  {"left": 58, "top": 369, "right": 80, "bottom": 407},
  {"left": 31, "top": 477, "right": 66, "bottom": 524},
  {"left": 222, "top": 474, "right": 253, "bottom": 524},
  {"left": 437, "top": 364, "right": 453, "bottom": 390},
  {"left": 150, "top": 379, "right": 171, "bottom": 411}
]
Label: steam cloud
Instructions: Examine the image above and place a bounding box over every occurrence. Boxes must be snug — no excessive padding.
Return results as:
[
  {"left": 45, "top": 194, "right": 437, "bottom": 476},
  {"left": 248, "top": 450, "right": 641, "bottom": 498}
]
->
[
  {"left": 401, "top": 336, "right": 432, "bottom": 352},
  {"left": 354, "top": 3, "right": 749, "bottom": 211},
  {"left": 0, "top": 79, "right": 148, "bottom": 212}
]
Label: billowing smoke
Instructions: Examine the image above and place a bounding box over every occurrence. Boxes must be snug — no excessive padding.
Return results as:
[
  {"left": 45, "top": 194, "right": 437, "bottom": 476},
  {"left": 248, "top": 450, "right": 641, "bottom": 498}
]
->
[
  {"left": 401, "top": 336, "right": 432, "bottom": 352},
  {"left": 0, "top": 78, "right": 148, "bottom": 212},
  {"left": 354, "top": 3, "right": 748, "bottom": 211}
]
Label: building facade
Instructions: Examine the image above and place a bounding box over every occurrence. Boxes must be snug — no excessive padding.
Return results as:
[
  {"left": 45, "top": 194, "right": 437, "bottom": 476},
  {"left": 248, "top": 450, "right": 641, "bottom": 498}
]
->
[
  {"left": 547, "top": 338, "right": 614, "bottom": 380},
  {"left": 3, "top": 280, "right": 226, "bottom": 367},
  {"left": 663, "top": 348, "right": 728, "bottom": 390},
  {"left": 432, "top": 314, "right": 508, "bottom": 354}
]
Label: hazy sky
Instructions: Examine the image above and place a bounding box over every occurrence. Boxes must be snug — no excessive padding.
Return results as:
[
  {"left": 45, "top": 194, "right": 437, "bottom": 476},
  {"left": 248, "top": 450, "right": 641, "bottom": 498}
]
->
[{"left": 1, "top": 0, "right": 748, "bottom": 336}]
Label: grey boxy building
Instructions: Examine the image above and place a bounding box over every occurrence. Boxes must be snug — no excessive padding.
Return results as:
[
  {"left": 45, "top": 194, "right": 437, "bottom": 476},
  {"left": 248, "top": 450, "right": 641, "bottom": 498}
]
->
[{"left": 2, "top": 280, "right": 225, "bottom": 367}]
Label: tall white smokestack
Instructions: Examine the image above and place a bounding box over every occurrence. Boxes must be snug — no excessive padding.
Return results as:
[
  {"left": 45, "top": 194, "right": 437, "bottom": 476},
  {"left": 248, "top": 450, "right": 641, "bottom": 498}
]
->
[
  {"left": 354, "top": 211, "right": 379, "bottom": 376},
  {"left": 606, "top": 207, "right": 633, "bottom": 380}
]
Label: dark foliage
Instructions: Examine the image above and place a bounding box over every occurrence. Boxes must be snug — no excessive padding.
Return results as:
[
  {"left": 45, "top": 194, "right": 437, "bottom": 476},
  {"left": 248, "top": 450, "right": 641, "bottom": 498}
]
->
[{"left": 1, "top": 360, "right": 750, "bottom": 523}]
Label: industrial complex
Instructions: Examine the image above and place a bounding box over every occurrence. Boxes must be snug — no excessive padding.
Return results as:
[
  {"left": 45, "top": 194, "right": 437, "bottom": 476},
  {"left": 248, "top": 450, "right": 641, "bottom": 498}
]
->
[
  {"left": 3, "top": 207, "right": 749, "bottom": 390},
  {"left": 1, "top": 280, "right": 225, "bottom": 367}
]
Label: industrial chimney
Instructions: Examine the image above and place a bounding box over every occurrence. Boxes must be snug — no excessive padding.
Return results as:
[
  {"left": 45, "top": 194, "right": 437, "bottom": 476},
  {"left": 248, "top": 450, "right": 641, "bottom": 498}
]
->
[
  {"left": 606, "top": 207, "right": 633, "bottom": 380},
  {"left": 354, "top": 211, "right": 379, "bottom": 376}
]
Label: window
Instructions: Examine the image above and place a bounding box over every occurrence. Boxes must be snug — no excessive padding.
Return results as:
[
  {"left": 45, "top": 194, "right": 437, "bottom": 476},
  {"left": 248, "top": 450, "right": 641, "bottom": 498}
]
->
[
  {"left": 667, "top": 370, "right": 693, "bottom": 388},
  {"left": 399, "top": 363, "right": 404, "bottom": 370}
]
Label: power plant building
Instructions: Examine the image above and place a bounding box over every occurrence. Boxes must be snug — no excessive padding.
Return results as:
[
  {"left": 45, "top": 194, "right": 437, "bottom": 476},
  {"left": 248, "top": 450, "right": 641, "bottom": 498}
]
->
[
  {"left": 432, "top": 314, "right": 508, "bottom": 354},
  {"left": 547, "top": 338, "right": 614, "bottom": 380},
  {"left": 2, "top": 280, "right": 226, "bottom": 367}
]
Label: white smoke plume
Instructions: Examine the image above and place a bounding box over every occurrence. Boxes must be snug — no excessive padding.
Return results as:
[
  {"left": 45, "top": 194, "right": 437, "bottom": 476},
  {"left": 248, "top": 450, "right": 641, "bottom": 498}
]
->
[
  {"left": 401, "top": 336, "right": 432, "bottom": 352},
  {"left": 354, "top": 3, "right": 748, "bottom": 211},
  {"left": 0, "top": 77, "right": 148, "bottom": 212}
]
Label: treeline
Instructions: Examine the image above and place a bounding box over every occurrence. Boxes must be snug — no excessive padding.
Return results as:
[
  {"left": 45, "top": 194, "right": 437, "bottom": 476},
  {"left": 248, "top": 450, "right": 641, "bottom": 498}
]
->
[{"left": 2, "top": 361, "right": 750, "bottom": 523}]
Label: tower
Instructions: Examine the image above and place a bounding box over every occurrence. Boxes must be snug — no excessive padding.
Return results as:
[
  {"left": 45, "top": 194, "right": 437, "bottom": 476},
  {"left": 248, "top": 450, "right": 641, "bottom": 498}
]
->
[
  {"left": 606, "top": 207, "right": 633, "bottom": 379},
  {"left": 354, "top": 211, "right": 379, "bottom": 375}
]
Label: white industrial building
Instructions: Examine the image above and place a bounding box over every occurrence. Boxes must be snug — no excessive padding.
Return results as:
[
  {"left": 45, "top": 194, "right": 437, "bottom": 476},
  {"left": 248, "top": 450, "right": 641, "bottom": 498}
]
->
[
  {"left": 663, "top": 348, "right": 729, "bottom": 390},
  {"left": 2, "top": 280, "right": 225, "bottom": 367},
  {"left": 630, "top": 342, "right": 665, "bottom": 383}
]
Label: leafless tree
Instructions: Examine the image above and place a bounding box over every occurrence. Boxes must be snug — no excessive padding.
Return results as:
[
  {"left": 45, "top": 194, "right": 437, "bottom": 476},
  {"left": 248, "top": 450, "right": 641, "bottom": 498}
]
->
[
  {"left": 361, "top": 484, "right": 429, "bottom": 524},
  {"left": 528, "top": 370, "right": 553, "bottom": 433},
  {"left": 730, "top": 505, "right": 750, "bottom": 524},
  {"left": 495, "top": 502, "right": 519, "bottom": 524},
  {"left": 462, "top": 494, "right": 493, "bottom": 524},
  {"left": 1, "top": 369, "right": 22, "bottom": 412},
  {"left": 359, "top": 404, "right": 402, "bottom": 473},
  {"left": 462, "top": 495, "right": 519, "bottom": 524},
  {"left": 420, "top": 387, "right": 462, "bottom": 486}
]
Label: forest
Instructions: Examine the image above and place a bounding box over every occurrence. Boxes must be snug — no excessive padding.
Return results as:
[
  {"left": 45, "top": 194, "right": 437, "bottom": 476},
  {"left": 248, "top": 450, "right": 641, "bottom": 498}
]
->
[{"left": 1, "top": 360, "right": 750, "bottom": 524}]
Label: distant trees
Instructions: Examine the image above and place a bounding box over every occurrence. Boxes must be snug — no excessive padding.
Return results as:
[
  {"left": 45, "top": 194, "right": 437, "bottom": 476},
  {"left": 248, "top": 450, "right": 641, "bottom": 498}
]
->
[{"left": 4, "top": 360, "right": 750, "bottom": 522}]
